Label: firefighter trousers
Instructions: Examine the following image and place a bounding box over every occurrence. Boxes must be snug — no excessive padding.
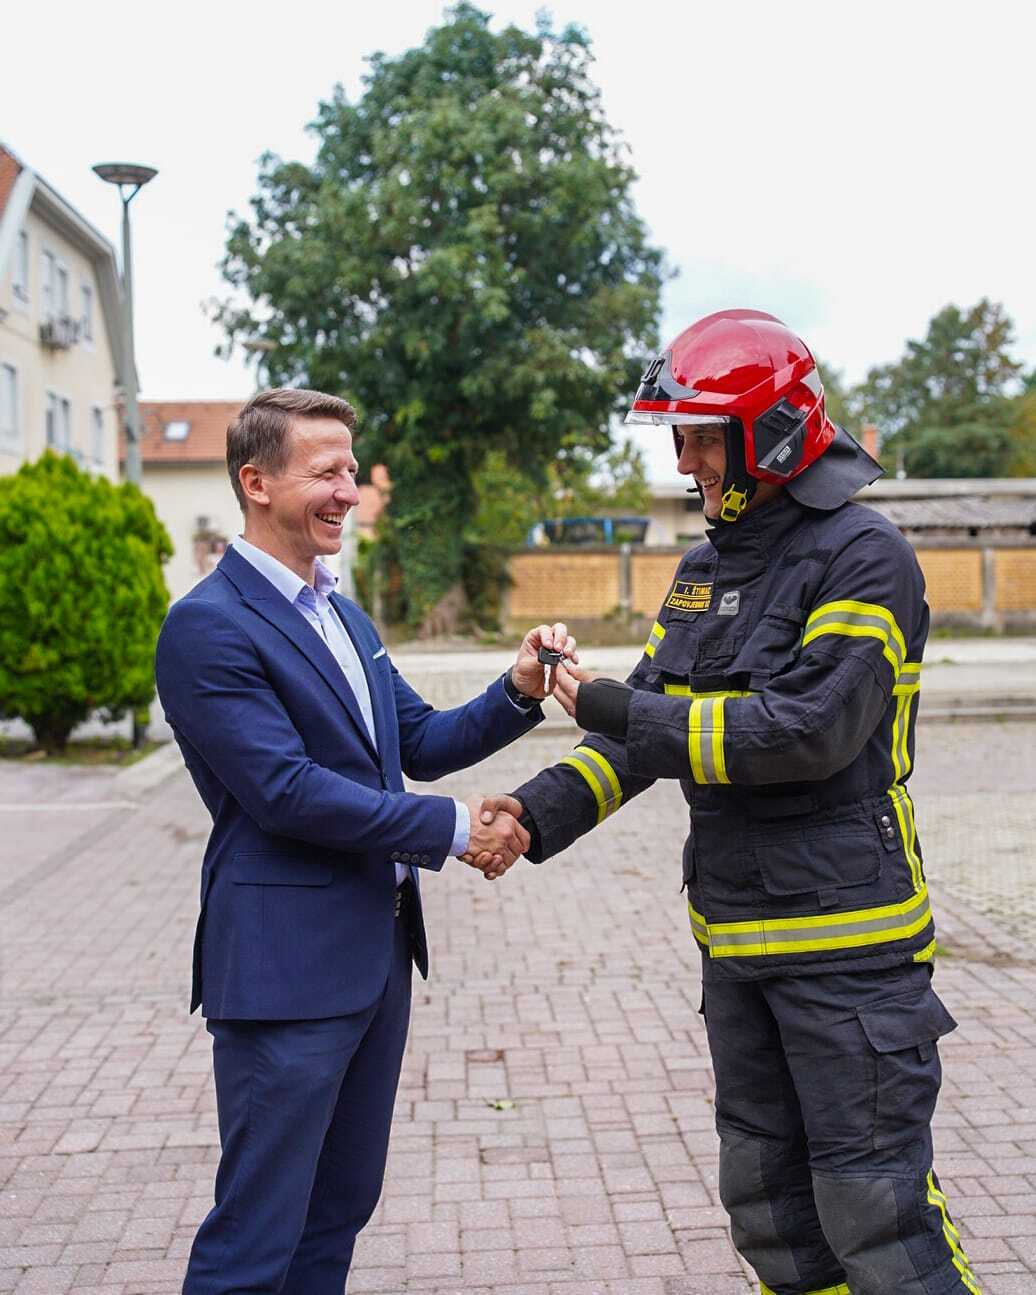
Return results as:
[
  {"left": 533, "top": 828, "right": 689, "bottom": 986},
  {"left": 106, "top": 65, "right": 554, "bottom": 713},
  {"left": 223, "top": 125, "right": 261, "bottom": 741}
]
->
[{"left": 700, "top": 960, "right": 981, "bottom": 1294}]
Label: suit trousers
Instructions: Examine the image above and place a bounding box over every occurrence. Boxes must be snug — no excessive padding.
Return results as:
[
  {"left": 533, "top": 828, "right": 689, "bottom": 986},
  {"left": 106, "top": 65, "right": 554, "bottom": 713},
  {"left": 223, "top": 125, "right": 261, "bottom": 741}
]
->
[
  {"left": 701, "top": 960, "right": 980, "bottom": 1295},
  {"left": 182, "top": 901, "right": 414, "bottom": 1294}
]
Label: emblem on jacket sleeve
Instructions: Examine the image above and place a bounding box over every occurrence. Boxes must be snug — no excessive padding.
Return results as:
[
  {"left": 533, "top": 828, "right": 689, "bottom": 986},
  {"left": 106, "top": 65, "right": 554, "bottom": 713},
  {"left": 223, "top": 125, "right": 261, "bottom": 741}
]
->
[
  {"left": 665, "top": 580, "right": 713, "bottom": 612},
  {"left": 717, "top": 590, "right": 741, "bottom": 616}
]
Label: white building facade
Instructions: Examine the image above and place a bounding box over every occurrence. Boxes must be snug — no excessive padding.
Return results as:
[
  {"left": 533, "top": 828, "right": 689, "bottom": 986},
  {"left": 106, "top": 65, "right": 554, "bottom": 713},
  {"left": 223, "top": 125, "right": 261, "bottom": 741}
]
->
[{"left": 0, "top": 142, "right": 127, "bottom": 480}]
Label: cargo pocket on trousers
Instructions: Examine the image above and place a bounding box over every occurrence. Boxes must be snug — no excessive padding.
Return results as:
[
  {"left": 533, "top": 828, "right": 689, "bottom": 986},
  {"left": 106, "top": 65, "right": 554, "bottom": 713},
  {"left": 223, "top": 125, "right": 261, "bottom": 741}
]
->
[{"left": 857, "top": 988, "right": 958, "bottom": 1148}]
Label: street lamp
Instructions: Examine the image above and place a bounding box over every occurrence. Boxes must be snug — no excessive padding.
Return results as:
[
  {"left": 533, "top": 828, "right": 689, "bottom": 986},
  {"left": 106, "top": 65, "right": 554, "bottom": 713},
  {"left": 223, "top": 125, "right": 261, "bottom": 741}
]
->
[
  {"left": 93, "top": 162, "right": 158, "bottom": 486},
  {"left": 242, "top": 337, "right": 277, "bottom": 392}
]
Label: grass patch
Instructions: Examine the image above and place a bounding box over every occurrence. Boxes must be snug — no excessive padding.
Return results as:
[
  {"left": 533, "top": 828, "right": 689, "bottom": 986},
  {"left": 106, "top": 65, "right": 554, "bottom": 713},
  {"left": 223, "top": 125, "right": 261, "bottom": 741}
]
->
[{"left": 0, "top": 736, "right": 163, "bottom": 766}]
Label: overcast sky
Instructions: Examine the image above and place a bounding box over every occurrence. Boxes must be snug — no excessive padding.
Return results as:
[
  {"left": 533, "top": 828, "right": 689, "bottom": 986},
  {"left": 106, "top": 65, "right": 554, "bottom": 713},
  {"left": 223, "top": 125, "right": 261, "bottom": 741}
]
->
[{"left": 5, "top": 0, "right": 1034, "bottom": 482}]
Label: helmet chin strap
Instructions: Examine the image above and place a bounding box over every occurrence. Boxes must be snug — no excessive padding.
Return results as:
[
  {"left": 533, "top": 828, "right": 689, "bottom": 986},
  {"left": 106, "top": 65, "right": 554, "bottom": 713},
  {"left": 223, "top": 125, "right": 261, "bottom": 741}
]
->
[{"left": 715, "top": 419, "right": 757, "bottom": 524}]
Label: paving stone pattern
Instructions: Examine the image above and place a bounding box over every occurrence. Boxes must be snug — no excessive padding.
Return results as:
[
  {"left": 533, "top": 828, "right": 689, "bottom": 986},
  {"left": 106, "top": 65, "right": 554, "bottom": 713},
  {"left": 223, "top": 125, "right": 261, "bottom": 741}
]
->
[{"left": 1, "top": 719, "right": 1034, "bottom": 1293}]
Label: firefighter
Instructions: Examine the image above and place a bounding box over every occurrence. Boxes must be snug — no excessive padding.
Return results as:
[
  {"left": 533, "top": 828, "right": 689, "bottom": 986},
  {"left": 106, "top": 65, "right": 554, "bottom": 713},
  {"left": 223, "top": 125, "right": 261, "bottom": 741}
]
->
[{"left": 483, "top": 310, "right": 981, "bottom": 1294}]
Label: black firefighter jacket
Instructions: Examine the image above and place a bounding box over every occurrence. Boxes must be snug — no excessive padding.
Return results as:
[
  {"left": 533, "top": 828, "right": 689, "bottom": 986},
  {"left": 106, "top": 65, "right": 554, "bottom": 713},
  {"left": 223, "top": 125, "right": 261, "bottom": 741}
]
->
[{"left": 515, "top": 492, "right": 936, "bottom": 979}]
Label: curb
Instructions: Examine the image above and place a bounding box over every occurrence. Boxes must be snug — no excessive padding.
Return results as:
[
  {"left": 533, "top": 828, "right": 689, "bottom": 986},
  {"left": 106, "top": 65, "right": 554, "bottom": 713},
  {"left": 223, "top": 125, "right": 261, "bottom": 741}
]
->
[{"left": 112, "top": 740, "right": 183, "bottom": 793}]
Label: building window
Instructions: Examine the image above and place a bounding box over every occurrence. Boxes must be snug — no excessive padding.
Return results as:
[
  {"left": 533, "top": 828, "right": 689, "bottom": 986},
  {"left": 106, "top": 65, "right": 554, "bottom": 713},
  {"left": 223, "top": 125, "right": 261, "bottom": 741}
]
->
[
  {"left": 163, "top": 420, "right": 191, "bottom": 441},
  {"left": 91, "top": 406, "right": 105, "bottom": 466},
  {"left": 12, "top": 232, "right": 29, "bottom": 305},
  {"left": 46, "top": 392, "right": 72, "bottom": 452},
  {"left": 56, "top": 264, "right": 69, "bottom": 318},
  {"left": 41, "top": 250, "right": 55, "bottom": 318},
  {"left": 40, "top": 252, "right": 70, "bottom": 321},
  {"left": 81, "top": 284, "right": 94, "bottom": 342},
  {"left": 1, "top": 364, "right": 18, "bottom": 446}
]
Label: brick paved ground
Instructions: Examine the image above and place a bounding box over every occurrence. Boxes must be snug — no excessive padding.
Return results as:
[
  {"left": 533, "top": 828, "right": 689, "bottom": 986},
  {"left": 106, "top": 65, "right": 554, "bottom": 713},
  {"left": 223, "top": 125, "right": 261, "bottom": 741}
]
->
[{"left": 1, "top": 716, "right": 1034, "bottom": 1293}]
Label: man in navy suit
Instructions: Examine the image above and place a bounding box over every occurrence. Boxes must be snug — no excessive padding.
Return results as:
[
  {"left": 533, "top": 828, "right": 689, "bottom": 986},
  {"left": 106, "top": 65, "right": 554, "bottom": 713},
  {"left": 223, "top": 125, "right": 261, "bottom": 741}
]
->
[{"left": 155, "top": 387, "right": 574, "bottom": 1293}]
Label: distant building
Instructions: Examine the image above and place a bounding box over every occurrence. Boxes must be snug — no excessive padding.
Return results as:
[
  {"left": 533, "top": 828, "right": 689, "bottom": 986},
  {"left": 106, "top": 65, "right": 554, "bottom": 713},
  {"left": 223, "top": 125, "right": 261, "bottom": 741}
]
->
[
  {"left": 643, "top": 483, "right": 708, "bottom": 546},
  {"left": 854, "top": 477, "right": 1036, "bottom": 542},
  {"left": 0, "top": 141, "right": 127, "bottom": 479},
  {"left": 126, "top": 400, "right": 390, "bottom": 602}
]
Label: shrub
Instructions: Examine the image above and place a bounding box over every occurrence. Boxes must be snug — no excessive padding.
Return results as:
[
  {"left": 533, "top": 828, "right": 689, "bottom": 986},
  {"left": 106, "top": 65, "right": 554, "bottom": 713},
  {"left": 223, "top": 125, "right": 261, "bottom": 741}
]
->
[{"left": 0, "top": 453, "right": 172, "bottom": 751}]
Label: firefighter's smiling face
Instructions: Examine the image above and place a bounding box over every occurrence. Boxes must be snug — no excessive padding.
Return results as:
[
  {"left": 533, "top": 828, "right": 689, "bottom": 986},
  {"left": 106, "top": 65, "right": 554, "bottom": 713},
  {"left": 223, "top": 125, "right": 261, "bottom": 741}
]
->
[{"left": 673, "top": 423, "right": 727, "bottom": 518}]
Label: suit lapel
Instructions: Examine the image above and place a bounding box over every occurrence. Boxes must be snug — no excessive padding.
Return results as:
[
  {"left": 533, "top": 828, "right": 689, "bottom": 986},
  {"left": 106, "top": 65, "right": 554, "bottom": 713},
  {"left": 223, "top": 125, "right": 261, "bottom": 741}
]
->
[{"left": 217, "top": 548, "right": 378, "bottom": 762}]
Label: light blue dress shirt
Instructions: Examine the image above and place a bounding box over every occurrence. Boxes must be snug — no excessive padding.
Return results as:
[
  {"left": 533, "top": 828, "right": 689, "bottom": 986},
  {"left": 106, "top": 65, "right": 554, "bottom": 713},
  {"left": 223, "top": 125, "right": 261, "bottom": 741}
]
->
[{"left": 231, "top": 537, "right": 470, "bottom": 878}]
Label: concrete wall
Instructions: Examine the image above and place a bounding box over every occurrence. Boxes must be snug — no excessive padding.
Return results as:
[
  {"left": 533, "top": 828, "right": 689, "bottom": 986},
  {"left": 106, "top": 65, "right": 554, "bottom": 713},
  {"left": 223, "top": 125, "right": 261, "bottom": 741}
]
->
[
  {"left": 0, "top": 207, "right": 119, "bottom": 480},
  {"left": 503, "top": 542, "right": 1036, "bottom": 633}
]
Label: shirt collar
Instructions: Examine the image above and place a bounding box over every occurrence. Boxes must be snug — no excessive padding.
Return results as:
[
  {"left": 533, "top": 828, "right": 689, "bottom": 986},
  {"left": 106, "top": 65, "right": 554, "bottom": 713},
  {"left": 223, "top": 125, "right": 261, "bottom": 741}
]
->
[{"left": 231, "top": 536, "right": 338, "bottom": 606}]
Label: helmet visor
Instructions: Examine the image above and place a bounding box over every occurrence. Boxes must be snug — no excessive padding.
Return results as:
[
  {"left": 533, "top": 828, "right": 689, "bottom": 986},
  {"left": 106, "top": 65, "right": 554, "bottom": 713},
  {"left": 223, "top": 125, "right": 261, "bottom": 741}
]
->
[{"left": 625, "top": 410, "right": 735, "bottom": 428}]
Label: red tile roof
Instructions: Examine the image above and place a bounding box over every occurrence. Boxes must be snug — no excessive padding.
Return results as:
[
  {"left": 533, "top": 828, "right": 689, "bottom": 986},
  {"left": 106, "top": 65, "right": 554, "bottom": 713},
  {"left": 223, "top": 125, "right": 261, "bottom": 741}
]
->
[
  {"left": 128, "top": 401, "right": 245, "bottom": 463},
  {"left": 0, "top": 146, "right": 23, "bottom": 219}
]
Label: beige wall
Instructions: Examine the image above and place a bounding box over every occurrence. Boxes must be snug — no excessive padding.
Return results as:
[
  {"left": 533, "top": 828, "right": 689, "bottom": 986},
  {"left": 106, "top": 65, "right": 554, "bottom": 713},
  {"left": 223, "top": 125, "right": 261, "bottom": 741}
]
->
[
  {"left": 914, "top": 549, "right": 983, "bottom": 614},
  {"left": 143, "top": 464, "right": 243, "bottom": 603},
  {"left": 507, "top": 551, "right": 622, "bottom": 620},
  {"left": 994, "top": 549, "right": 1036, "bottom": 613},
  {"left": 631, "top": 551, "right": 682, "bottom": 616},
  {"left": 0, "top": 207, "right": 119, "bottom": 479}
]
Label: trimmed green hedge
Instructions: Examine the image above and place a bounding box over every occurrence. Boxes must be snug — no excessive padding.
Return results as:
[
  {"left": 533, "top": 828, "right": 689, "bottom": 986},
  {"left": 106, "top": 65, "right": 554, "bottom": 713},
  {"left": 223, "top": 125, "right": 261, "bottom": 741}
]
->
[{"left": 0, "top": 453, "right": 172, "bottom": 751}]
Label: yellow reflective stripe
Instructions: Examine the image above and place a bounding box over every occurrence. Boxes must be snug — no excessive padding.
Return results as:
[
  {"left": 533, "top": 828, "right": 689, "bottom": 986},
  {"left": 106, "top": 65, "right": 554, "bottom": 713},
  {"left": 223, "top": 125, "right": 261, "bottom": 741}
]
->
[
  {"left": 913, "top": 937, "right": 938, "bottom": 962},
  {"left": 926, "top": 1171, "right": 982, "bottom": 1293},
  {"left": 689, "top": 885, "right": 932, "bottom": 958},
  {"left": 688, "top": 697, "right": 731, "bottom": 785},
  {"left": 559, "top": 746, "right": 622, "bottom": 826},
  {"left": 803, "top": 599, "right": 907, "bottom": 678},
  {"left": 579, "top": 745, "right": 622, "bottom": 807},
  {"left": 888, "top": 784, "right": 923, "bottom": 893},
  {"left": 893, "top": 659, "right": 923, "bottom": 696},
  {"left": 887, "top": 657, "right": 923, "bottom": 892},
  {"left": 644, "top": 620, "right": 665, "bottom": 658},
  {"left": 761, "top": 1284, "right": 850, "bottom": 1295}
]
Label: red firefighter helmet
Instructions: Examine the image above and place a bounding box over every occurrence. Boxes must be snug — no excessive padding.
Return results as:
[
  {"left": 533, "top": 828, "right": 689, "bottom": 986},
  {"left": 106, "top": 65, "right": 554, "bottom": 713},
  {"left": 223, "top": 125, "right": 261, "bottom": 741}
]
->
[{"left": 627, "top": 309, "right": 838, "bottom": 522}]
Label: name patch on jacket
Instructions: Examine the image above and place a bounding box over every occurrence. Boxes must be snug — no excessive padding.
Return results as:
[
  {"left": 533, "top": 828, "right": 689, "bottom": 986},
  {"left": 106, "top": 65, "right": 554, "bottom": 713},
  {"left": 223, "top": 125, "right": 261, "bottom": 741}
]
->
[{"left": 665, "top": 580, "right": 713, "bottom": 613}]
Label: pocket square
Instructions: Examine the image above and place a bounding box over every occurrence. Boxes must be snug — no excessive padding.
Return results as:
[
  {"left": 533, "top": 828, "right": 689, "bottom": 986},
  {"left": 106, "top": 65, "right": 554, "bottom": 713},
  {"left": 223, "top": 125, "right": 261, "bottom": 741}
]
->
[{"left": 372, "top": 647, "right": 386, "bottom": 660}]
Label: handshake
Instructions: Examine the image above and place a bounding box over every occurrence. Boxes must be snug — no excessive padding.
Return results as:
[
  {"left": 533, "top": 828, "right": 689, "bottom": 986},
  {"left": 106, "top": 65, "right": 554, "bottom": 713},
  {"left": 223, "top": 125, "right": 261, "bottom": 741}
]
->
[
  {"left": 453, "top": 619, "right": 591, "bottom": 882},
  {"left": 458, "top": 793, "right": 528, "bottom": 881}
]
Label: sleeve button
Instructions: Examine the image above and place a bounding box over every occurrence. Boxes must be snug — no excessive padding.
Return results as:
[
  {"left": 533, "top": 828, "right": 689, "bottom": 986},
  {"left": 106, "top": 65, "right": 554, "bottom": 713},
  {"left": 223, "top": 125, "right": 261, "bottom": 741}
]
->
[
  {"left": 400, "top": 852, "right": 411, "bottom": 863},
  {"left": 421, "top": 855, "right": 430, "bottom": 865}
]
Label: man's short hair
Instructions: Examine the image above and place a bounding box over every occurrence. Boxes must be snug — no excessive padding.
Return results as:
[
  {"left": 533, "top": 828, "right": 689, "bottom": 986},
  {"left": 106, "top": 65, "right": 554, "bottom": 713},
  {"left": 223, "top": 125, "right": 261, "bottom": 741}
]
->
[{"left": 226, "top": 387, "right": 357, "bottom": 511}]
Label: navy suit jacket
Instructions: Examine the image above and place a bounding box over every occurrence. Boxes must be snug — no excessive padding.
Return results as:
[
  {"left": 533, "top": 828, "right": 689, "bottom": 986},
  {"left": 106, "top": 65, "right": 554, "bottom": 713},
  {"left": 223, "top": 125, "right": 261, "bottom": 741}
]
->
[{"left": 155, "top": 546, "right": 541, "bottom": 1021}]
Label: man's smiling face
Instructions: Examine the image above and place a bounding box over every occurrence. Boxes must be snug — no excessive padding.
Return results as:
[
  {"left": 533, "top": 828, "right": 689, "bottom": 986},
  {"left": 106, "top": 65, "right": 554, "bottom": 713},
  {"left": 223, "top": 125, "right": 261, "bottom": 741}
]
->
[
  {"left": 673, "top": 422, "right": 728, "bottom": 519},
  {"left": 260, "top": 417, "right": 360, "bottom": 567}
]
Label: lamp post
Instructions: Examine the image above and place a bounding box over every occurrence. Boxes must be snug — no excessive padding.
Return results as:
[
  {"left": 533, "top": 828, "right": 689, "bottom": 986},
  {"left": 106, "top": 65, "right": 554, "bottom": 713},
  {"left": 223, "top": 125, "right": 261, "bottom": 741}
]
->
[{"left": 92, "top": 162, "right": 157, "bottom": 487}]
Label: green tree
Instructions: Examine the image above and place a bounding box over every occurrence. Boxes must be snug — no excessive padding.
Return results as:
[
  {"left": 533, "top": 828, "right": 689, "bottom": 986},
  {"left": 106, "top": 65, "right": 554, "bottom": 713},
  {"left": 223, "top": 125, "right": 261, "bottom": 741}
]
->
[
  {"left": 215, "top": 3, "right": 665, "bottom": 630},
  {"left": 1005, "top": 389, "right": 1036, "bottom": 475},
  {"left": 0, "top": 453, "right": 172, "bottom": 752},
  {"left": 853, "top": 299, "right": 1022, "bottom": 476}
]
